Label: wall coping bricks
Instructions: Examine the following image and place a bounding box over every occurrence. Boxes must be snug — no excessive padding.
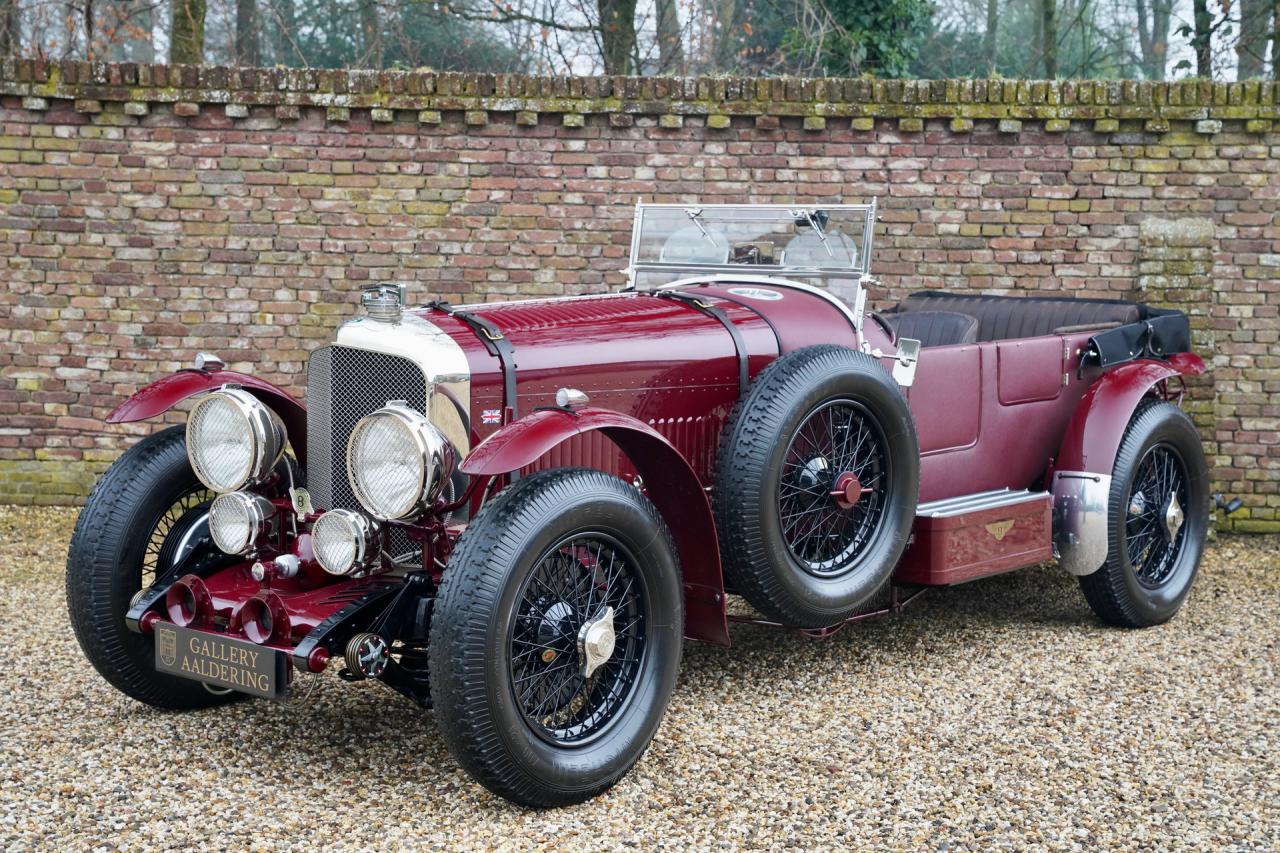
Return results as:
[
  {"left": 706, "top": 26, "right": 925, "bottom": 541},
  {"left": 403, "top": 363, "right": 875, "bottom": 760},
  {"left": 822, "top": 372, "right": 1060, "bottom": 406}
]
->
[{"left": 2, "top": 60, "right": 1280, "bottom": 132}]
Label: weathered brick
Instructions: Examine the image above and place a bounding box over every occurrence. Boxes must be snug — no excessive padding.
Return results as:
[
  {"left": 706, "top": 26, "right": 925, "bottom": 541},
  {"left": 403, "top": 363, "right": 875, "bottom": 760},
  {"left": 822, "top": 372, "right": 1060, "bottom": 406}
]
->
[{"left": 0, "top": 61, "right": 1273, "bottom": 526}]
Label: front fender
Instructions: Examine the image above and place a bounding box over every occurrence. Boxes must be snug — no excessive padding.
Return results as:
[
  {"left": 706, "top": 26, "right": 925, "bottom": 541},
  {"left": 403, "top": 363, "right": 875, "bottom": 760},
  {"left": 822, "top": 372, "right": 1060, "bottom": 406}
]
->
[
  {"left": 1051, "top": 353, "right": 1204, "bottom": 576},
  {"left": 107, "top": 370, "right": 308, "bottom": 465},
  {"left": 461, "top": 407, "right": 728, "bottom": 646}
]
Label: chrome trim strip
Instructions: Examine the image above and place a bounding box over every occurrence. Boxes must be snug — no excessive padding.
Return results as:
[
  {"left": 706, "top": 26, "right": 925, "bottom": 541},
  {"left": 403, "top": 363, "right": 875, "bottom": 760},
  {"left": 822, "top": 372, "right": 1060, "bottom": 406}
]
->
[
  {"left": 917, "top": 488, "right": 1048, "bottom": 518},
  {"left": 658, "top": 274, "right": 862, "bottom": 329},
  {"left": 334, "top": 314, "right": 471, "bottom": 457},
  {"left": 1051, "top": 471, "right": 1112, "bottom": 576}
]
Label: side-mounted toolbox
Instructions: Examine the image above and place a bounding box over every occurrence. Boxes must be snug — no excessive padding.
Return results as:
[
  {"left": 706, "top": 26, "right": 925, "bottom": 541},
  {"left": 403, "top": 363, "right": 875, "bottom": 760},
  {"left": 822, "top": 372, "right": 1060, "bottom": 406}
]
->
[{"left": 894, "top": 489, "right": 1055, "bottom": 585}]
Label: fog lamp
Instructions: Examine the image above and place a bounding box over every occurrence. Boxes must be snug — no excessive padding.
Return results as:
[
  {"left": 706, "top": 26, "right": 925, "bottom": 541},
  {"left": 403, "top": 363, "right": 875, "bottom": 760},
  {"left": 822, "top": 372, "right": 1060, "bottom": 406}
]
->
[
  {"left": 311, "top": 509, "right": 380, "bottom": 576},
  {"left": 208, "top": 491, "right": 276, "bottom": 556}
]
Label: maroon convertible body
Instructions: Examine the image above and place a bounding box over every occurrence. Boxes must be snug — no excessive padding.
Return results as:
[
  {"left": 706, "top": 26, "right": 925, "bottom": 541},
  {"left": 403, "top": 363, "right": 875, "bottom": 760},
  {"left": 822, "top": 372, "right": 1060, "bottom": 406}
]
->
[{"left": 67, "top": 203, "right": 1213, "bottom": 807}]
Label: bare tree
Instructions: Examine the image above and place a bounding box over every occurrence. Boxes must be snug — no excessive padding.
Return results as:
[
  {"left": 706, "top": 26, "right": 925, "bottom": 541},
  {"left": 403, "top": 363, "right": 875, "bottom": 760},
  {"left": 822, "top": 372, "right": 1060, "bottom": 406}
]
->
[
  {"left": 275, "top": 0, "right": 298, "bottom": 64},
  {"left": 1236, "top": 0, "right": 1270, "bottom": 78},
  {"left": 1039, "top": 0, "right": 1058, "bottom": 77},
  {"left": 984, "top": 0, "right": 999, "bottom": 73},
  {"left": 360, "top": 0, "right": 382, "bottom": 67},
  {"left": 1191, "top": 0, "right": 1211, "bottom": 76},
  {"left": 236, "top": 0, "right": 259, "bottom": 66},
  {"left": 655, "top": 0, "right": 685, "bottom": 73},
  {"left": 598, "top": 0, "right": 638, "bottom": 72},
  {"left": 1274, "top": 0, "right": 1280, "bottom": 78},
  {"left": 1135, "top": 0, "right": 1173, "bottom": 79},
  {"left": 170, "top": 0, "right": 206, "bottom": 63},
  {"left": 0, "top": 0, "right": 18, "bottom": 55}
]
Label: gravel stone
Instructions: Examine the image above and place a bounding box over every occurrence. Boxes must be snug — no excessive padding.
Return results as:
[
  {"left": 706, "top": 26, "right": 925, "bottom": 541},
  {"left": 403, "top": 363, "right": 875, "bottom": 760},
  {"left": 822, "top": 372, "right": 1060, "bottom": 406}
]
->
[{"left": 1, "top": 505, "right": 1276, "bottom": 850}]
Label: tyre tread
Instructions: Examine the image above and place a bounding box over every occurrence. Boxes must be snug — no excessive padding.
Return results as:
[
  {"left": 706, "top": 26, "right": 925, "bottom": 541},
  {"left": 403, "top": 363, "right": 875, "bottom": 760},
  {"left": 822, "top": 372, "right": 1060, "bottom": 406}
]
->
[{"left": 428, "top": 467, "right": 681, "bottom": 807}]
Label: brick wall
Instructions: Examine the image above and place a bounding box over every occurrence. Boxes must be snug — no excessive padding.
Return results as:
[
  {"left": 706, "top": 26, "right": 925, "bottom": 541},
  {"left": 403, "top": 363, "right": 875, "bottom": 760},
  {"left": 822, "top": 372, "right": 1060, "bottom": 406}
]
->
[{"left": 0, "top": 61, "right": 1276, "bottom": 530}]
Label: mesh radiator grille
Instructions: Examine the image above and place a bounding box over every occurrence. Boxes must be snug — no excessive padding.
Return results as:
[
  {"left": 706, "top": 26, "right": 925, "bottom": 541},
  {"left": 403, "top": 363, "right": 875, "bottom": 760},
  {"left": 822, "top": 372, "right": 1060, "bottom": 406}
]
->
[{"left": 306, "top": 345, "right": 429, "bottom": 515}]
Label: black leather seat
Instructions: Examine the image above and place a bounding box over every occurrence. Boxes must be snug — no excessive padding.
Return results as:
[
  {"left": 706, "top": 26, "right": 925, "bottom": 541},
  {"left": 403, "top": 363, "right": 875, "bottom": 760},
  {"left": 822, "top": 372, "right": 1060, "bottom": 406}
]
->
[
  {"left": 881, "top": 310, "right": 979, "bottom": 348},
  {"left": 891, "top": 292, "right": 1141, "bottom": 342}
]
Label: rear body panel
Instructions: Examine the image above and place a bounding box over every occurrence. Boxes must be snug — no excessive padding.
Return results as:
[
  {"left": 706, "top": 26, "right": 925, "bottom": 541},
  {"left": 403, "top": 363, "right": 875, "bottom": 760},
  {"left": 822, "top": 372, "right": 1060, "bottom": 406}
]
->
[{"left": 907, "top": 331, "right": 1100, "bottom": 503}]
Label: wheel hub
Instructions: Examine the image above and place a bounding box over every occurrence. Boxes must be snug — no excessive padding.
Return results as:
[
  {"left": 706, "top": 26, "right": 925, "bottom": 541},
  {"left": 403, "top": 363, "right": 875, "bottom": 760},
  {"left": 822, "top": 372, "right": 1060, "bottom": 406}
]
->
[
  {"left": 536, "top": 600, "right": 576, "bottom": 645},
  {"left": 577, "top": 606, "right": 616, "bottom": 678},
  {"left": 829, "top": 471, "right": 866, "bottom": 510},
  {"left": 797, "top": 456, "right": 830, "bottom": 492},
  {"left": 1163, "top": 493, "right": 1184, "bottom": 540}
]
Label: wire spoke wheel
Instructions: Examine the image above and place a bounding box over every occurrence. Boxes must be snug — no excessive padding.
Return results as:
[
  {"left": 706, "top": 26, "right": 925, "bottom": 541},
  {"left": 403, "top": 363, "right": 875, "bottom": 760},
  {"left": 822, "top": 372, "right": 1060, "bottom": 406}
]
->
[
  {"left": 66, "top": 425, "right": 241, "bottom": 710},
  {"left": 778, "top": 398, "right": 890, "bottom": 577},
  {"left": 509, "top": 532, "right": 647, "bottom": 745},
  {"left": 1123, "top": 443, "right": 1188, "bottom": 588},
  {"left": 144, "top": 488, "right": 215, "bottom": 590}
]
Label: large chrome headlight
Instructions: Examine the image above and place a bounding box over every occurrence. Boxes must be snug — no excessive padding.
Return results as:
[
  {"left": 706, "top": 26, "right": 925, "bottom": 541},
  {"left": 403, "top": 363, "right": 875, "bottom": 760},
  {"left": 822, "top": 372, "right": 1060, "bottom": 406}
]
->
[
  {"left": 346, "top": 403, "right": 456, "bottom": 521},
  {"left": 312, "top": 509, "right": 380, "bottom": 576},
  {"left": 186, "top": 388, "right": 287, "bottom": 493},
  {"left": 208, "top": 491, "right": 276, "bottom": 555}
]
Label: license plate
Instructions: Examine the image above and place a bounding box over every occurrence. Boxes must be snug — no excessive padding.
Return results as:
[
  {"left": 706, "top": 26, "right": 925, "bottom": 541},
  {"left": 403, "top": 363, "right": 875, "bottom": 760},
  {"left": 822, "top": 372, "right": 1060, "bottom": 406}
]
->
[{"left": 154, "top": 623, "right": 287, "bottom": 699}]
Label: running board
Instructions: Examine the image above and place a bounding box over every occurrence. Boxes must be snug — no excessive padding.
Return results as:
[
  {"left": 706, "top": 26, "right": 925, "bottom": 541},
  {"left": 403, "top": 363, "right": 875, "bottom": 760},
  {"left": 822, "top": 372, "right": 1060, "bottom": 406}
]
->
[{"left": 895, "top": 489, "right": 1054, "bottom": 586}]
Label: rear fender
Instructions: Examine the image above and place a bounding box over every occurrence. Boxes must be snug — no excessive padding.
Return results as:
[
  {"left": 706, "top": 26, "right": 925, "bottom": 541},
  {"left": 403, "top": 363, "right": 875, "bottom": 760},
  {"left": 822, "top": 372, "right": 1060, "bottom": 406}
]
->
[
  {"left": 1054, "top": 353, "right": 1204, "bottom": 476},
  {"left": 107, "top": 370, "right": 308, "bottom": 465},
  {"left": 460, "top": 407, "right": 729, "bottom": 646},
  {"left": 1051, "top": 353, "right": 1204, "bottom": 576}
]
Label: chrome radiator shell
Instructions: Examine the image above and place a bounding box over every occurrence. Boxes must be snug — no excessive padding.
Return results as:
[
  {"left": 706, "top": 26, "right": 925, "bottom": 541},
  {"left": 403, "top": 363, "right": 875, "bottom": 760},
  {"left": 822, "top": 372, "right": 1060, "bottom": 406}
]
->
[{"left": 305, "top": 313, "right": 471, "bottom": 514}]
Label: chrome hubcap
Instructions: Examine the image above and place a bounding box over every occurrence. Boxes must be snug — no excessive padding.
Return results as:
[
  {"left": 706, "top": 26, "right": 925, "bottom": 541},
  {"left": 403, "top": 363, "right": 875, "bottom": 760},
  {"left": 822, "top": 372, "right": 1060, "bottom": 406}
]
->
[
  {"left": 577, "top": 606, "right": 616, "bottom": 678},
  {"left": 1163, "top": 494, "right": 1184, "bottom": 540}
]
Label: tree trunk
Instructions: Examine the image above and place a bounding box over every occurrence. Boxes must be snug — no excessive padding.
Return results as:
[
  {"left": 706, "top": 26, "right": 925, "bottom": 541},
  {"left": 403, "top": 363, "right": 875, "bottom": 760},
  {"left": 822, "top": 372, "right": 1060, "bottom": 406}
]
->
[
  {"left": 274, "top": 0, "right": 296, "bottom": 65},
  {"left": 656, "top": 0, "right": 685, "bottom": 74},
  {"left": 84, "top": 0, "right": 95, "bottom": 58},
  {"left": 1136, "top": 0, "right": 1173, "bottom": 79},
  {"left": 1192, "top": 0, "right": 1212, "bottom": 77},
  {"left": 236, "top": 0, "right": 259, "bottom": 66},
  {"left": 1236, "top": 0, "right": 1269, "bottom": 78},
  {"left": 1040, "top": 0, "right": 1057, "bottom": 78},
  {"left": 713, "top": 0, "right": 740, "bottom": 70},
  {"left": 0, "top": 0, "right": 17, "bottom": 56},
  {"left": 170, "top": 0, "right": 206, "bottom": 64},
  {"left": 360, "top": 0, "right": 382, "bottom": 68},
  {"left": 1273, "top": 0, "right": 1280, "bottom": 78},
  {"left": 984, "top": 0, "right": 999, "bottom": 74},
  {"left": 598, "top": 0, "right": 638, "bottom": 74}
]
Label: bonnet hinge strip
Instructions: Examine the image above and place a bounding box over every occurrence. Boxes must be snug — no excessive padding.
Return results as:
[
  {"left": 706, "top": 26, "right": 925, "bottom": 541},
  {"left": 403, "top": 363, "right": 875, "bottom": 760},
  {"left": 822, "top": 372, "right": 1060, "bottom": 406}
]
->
[
  {"left": 656, "top": 290, "right": 751, "bottom": 395},
  {"left": 428, "top": 300, "right": 519, "bottom": 419}
]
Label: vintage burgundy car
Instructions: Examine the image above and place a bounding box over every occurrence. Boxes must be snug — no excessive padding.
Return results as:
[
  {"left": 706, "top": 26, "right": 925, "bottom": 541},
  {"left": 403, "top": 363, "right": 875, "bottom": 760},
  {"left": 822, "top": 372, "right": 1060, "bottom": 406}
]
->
[{"left": 67, "top": 203, "right": 1211, "bottom": 806}]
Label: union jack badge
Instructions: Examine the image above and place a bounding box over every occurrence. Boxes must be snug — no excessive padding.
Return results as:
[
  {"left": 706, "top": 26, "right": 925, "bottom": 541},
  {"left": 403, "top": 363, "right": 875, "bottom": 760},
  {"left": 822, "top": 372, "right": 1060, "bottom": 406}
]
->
[{"left": 481, "top": 409, "right": 502, "bottom": 425}]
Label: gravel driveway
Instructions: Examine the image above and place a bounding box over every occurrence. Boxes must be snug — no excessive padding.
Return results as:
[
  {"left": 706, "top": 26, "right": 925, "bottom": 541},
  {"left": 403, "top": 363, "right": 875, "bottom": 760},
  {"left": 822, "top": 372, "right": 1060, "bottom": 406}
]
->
[{"left": 1, "top": 505, "right": 1276, "bottom": 850}]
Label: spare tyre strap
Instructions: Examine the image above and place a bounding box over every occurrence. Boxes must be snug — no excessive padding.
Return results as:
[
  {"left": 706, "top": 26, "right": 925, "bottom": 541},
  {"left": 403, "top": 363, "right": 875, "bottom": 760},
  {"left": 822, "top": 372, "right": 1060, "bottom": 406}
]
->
[{"left": 656, "top": 290, "right": 750, "bottom": 395}]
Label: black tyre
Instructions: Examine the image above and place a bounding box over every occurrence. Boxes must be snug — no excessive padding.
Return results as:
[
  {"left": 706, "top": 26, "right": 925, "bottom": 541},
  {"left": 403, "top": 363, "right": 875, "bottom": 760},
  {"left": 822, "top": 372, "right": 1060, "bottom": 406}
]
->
[
  {"left": 429, "top": 468, "right": 683, "bottom": 807},
  {"left": 1079, "top": 400, "right": 1209, "bottom": 628},
  {"left": 714, "top": 345, "right": 919, "bottom": 628},
  {"left": 66, "top": 425, "right": 237, "bottom": 710}
]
